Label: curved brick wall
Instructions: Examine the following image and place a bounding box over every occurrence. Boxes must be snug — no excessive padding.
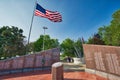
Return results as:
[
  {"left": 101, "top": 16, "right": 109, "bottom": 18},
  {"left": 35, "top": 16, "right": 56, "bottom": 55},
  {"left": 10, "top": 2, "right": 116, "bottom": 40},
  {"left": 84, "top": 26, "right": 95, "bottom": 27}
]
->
[
  {"left": 0, "top": 48, "right": 60, "bottom": 75},
  {"left": 83, "top": 44, "right": 120, "bottom": 80}
]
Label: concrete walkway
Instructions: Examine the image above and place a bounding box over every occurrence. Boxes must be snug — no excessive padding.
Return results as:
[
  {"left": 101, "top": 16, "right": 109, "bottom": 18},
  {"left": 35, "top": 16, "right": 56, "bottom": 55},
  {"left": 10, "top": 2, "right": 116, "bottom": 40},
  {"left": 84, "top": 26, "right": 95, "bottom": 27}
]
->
[
  {"left": 63, "top": 62, "right": 86, "bottom": 71},
  {"left": 0, "top": 70, "right": 107, "bottom": 80}
]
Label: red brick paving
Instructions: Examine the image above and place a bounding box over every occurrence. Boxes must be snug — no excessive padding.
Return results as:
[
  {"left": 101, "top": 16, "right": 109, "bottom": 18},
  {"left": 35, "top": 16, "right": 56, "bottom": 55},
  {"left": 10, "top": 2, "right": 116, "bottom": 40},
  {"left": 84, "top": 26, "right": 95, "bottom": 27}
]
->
[{"left": 0, "top": 70, "right": 107, "bottom": 80}]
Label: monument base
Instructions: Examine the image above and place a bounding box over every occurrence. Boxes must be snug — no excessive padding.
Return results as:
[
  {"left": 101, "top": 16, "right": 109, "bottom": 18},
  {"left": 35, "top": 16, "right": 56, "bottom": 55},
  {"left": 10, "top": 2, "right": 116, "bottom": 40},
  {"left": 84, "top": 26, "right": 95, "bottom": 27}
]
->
[
  {"left": 73, "top": 58, "right": 82, "bottom": 64},
  {"left": 85, "top": 68, "right": 120, "bottom": 80}
]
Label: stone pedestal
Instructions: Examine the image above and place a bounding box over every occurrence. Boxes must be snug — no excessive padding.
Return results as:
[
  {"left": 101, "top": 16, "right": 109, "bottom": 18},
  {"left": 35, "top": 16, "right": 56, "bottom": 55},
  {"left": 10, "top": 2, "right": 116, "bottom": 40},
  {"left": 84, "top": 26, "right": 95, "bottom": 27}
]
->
[{"left": 52, "top": 62, "right": 63, "bottom": 80}]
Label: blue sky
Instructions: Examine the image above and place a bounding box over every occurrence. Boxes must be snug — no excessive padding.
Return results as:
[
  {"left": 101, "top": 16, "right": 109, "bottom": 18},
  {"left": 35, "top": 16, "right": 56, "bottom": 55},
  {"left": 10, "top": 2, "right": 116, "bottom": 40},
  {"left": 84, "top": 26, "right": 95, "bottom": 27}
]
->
[{"left": 0, "top": 0, "right": 120, "bottom": 43}]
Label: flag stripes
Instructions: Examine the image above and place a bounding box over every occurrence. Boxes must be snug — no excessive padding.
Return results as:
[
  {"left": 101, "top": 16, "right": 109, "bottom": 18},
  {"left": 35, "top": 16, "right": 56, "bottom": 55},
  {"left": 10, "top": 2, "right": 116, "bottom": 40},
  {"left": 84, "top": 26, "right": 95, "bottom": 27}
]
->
[{"left": 35, "top": 3, "right": 62, "bottom": 22}]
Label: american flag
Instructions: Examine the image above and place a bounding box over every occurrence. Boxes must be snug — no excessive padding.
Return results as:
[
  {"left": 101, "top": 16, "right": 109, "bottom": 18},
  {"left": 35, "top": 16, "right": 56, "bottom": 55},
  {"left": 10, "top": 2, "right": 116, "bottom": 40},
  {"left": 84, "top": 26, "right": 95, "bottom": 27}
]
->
[{"left": 35, "top": 3, "right": 62, "bottom": 22}]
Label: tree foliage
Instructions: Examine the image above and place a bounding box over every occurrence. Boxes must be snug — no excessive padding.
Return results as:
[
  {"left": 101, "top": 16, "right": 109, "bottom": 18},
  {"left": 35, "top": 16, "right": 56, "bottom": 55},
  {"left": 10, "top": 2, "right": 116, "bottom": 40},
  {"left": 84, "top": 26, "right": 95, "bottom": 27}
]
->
[
  {"left": 0, "top": 26, "right": 26, "bottom": 59},
  {"left": 60, "top": 38, "right": 75, "bottom": 57},
  {"left": 33, "top": 35, "right": 59, "bottom": 52},
  {"left": 98, "top": 10, "right": 120, "bottom": 46},
  {"left": 87, "top": 33, "right": 105, "bottom": 45},
  {"left": 74, "top": 38, "right": 84, "bottom": 57},
  {"left": 88, "top": 9, "right": 120, "bottom": 46},
  {"left": 60, "top": 38, "right": 84, "bottom": 57}
]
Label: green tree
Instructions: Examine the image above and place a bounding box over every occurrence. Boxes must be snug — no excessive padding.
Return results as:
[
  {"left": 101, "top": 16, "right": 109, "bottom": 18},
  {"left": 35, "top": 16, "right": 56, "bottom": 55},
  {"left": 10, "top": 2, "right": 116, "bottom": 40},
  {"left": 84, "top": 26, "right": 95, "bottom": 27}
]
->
[
  {"left": 61, "top": 38, "right": 84, "bottom": 58},
  {"left": 0, "top": 26, "right": 26, "bottom": 59},
  {"left": 98, "top": 26, "right": 113, "bottom": 45},
  {"left": 87, "top": 33, "right": 105, "bottom": 45},
  {"left": 26, "top": 42, "right": 34, "bottom": 53},
  {"left": 98, "top": 10, "right": 120, "bottom": 46},
  {"left": 74, "top": 38, "right": 84, "bottom": 57},
  {"left": 33, "top": 35, "right": 59, "bottom": 52},
  {"left": 109, "top": 10, "right": 120, "bottom": 46},
  {"left": 60, "top": 38, "right": 75, "bottom": 57}
]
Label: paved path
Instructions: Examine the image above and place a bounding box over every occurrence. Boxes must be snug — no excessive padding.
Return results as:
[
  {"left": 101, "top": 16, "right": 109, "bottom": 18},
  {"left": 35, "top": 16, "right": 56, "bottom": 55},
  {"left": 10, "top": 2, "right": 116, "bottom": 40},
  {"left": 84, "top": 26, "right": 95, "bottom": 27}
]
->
[
  {"left": 0, "top": 70, "right": 107, "bottom": 80},
  {"left": 0, "top": 62, "right": 107, "bottom": 80},
  {"left": 63, "top": 62, "right": 85, "bottom": 71}
]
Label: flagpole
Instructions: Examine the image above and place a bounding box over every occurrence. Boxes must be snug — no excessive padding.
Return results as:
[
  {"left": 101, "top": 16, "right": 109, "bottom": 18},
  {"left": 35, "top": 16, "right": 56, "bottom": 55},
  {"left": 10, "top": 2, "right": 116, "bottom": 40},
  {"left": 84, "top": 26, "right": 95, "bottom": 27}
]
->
[{"left": 27, "top": 0, "right": 37, "bottom": 54}]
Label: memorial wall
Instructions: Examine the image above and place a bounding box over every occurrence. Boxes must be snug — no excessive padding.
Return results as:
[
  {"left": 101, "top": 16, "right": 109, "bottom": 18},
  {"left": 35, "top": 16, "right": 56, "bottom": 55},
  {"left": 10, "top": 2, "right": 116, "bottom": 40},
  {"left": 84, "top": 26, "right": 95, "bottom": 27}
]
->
[
  {"left": 83, "top": 44, "right": 120, "bottom": 77},
  {"left": 0, "top": 48, "right": 60, "bottom": 72}
]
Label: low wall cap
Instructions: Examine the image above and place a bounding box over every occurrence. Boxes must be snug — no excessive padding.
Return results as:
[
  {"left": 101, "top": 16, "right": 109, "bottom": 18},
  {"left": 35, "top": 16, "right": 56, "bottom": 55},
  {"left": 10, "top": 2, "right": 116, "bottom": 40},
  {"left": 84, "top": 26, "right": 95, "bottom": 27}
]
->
[{"left": 52, "top": 62, "right": 63, "bottom": 67}]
